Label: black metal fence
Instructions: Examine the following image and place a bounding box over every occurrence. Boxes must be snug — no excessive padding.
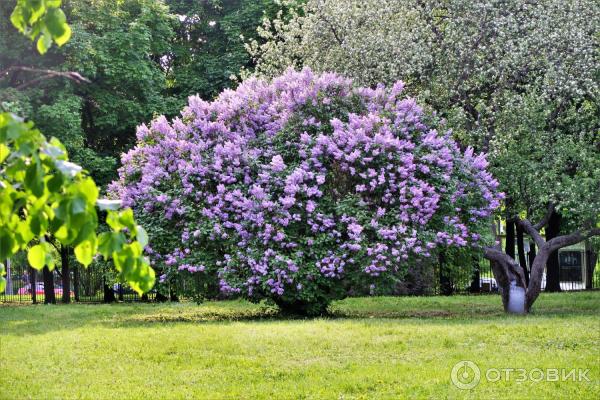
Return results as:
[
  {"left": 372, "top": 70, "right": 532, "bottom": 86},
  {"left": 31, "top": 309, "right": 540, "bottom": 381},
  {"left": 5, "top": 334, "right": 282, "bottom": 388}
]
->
[
  {"left": 0, "top": 260, "right": 154, "bottom": 303},
  {"left": 1, "top": 252, "right": 598, "bottom": 303},
  {"left": 431, "top": 251, "right": 600, "bottom": 295}
]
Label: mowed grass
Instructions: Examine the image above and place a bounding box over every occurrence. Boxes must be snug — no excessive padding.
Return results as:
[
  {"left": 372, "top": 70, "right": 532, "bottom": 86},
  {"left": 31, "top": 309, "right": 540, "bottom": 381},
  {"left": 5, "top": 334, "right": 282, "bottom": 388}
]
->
[{"left": 1, "top": 292, "right": 599, "bottom": 399}]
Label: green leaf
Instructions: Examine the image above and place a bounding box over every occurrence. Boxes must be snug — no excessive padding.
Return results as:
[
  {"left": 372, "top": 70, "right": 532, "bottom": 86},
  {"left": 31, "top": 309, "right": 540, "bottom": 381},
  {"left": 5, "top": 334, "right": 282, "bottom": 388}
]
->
[
  {"left": 0, "top": 230, "right": 16, "bottom": 260},
  {"left": 74, "top": 239, "right": 96, "bottom": 267},
  {"left": 118, "top": 208, "right": 136, "bottom": 231},
  {"left": 72, "top": 221, "right": 96, "bottom": 247},
  {"left": 29, "top": 212, "right": 47, "bottom": 236},
  {"left": 36, "top": 33, "right": 52, "bottom": 55},
  {"left": 127, "top": 260, "right": 155, "bottom": 295},
  {"left": 135, "top": 225, "right": 149, "bottom": 248},
  {"left": 98, "top": 232, "right": 125, "bottom": 259},
  {"left": 10, "top": 6, "right": 25, "bottom": 32},
  {"left": 56, "top": 23, "right": 71, "bottom": 46},
  {"left": 24, "top": 161, "right": 44, "bottom": 197},
  {"left": 45, "top": 8, "right": 67, "bottom": 37},
  {"left": 106, "top": 211, "right": 123, "bottom": 231},
  {"left": 27, "top": 0, "right": 45, "bottom": 25},
  {"left": 28, "top": 244, "right": 47, "bottom": 270},
  {"left": 44, "top": 7, "right": 71, "bottom": 46},
  {"left": 46, "top": 0, "right": 63, "bottom": 7},
  {"left": 70, "top": 196, "right": 87, "bottom": 214},
  {"left": 77, "top": 177, "right": 98, "bottom": 204},
  {"left": 0, "top": 144, "right": 9, "bottom": 163},
  {"left": 47, "top": 173, "right": 63, "bottom": 193}
]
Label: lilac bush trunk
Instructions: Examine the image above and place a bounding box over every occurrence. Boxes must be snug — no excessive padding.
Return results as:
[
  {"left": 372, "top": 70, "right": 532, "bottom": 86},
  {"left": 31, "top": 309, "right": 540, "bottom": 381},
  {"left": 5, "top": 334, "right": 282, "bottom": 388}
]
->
[{"left": 111, "top": 68, "right": 503, "bottom": 314}]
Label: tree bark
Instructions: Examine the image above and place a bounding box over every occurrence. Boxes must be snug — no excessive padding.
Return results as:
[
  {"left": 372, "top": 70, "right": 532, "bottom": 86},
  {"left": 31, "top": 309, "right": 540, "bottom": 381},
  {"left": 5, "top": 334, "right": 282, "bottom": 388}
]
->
[
  {"left": 483, "top": 206, "right": 599, "bottom": 313},
  {"left": 102, "top": 275, "right": 115, "bottom": 303},
  {"left": 516, "top": 224, "right": 529, "bottom": 286},
  {"left": 103, "top": 283, "right": 115, "bottom": 303},
  {"left": 30, "top": 267, "right": 37, "bottom": 304},
  {"left": 42, "top": 266, "right": 56, "bottom": 304},
  {"left": 505, "top": 219, "right": 516, "bottom": 260},
  {"left": 469, "top": 258, "right": 481, "bottom": 293},
  {"left": 584, "top": 240, "right": 597, "bottom": 289},
  {"left": 523, "top": 225, "right": 598, "bottom": 311},
  {"left": 544, "top": 211, "right": 562, "bottom": 292},
  {"left": 73, "top": 264, "right": 80, "bottom": 301},
  {"left": 60, "top": 246, "right": 70, "bottom": 303},
  {"left": 528, "top": 240, "right": 536, "bottom": 278}
]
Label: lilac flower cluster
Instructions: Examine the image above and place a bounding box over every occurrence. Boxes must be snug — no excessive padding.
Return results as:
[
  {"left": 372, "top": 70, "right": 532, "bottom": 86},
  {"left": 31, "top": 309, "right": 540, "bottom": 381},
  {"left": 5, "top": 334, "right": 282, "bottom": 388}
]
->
[{"left": 110, "top": 68, "right": 502, "bottom": 309}]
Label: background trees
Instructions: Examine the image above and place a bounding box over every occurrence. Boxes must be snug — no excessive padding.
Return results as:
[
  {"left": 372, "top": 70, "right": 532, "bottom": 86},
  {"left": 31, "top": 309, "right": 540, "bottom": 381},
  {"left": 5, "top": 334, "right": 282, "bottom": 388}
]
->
[
  {"left": 0, "top": 0, "right": 284, "bottom": 300},
  {"left": 247, "top": 0, "right": 600, "bottom": 311},
  {"left": 0, "top": 0, "right": 158, "bottom": 297},
  {"left": 1, "top": 0, "right": 278, "bottom": 187}
]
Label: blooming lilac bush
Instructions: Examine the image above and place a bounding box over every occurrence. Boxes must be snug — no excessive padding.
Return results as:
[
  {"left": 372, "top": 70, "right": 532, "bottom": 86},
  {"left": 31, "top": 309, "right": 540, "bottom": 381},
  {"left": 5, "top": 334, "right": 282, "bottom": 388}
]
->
[{"left": 110, "top": 68, "right": 502, "bottom": 314}]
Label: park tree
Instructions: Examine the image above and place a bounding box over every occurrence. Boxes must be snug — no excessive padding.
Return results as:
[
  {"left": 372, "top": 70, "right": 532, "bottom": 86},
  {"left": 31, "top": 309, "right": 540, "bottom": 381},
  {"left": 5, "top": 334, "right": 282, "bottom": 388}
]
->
[
  {"left": 164, "top": 0, "right": 281, "bottom": 102},
  {"left": 111, "top": 68, "right": 502, "bottom": 315},
  {"left": 1, "top": 0, "right": 177, "bottom": 187},
  {"left": 0, "top": 0, "right": 155, "bottom": 297},
  {"left": 246, "top": 0, "right": 600, "bottom": 312}
]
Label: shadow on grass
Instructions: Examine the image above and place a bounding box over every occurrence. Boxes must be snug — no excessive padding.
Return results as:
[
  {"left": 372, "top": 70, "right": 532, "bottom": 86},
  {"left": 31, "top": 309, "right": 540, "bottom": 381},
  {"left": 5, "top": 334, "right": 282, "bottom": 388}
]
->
[{"left": 2, "top": 292, "right": 598, "bottom": 337}]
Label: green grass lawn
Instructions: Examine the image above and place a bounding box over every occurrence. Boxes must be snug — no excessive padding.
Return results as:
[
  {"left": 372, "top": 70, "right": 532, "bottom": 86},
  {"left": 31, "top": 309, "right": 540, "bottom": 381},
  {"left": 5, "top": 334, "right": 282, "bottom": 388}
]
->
[{"left": 1, "top": 292, "right": 599, "bottom": 399}]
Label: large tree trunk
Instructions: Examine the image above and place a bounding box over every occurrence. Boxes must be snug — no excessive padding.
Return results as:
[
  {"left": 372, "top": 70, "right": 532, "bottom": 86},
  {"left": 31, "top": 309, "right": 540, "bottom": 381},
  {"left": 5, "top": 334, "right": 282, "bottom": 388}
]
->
[
  {"left": 103, "top": 283, "right": 115, "bottom": 303},
  {"left": 545, "top": 211, "right": 562, "bottom": 292},
  {"left": 60, "top": 246, "right": 71, "bottom": 303},
  {"left": 528, "top": 240, "right": 536, "bottom": 277},
  {"left": 584, "top": 240, "right": 597, "bottom": 289},
  {"left": 484, "top": 206, "right": 600, "bottom": 313},
  {"left": 73, "top": 264, "right": 80, "bottom": 302},
  {"left": 505, "top": 219, "right": 516, "bottom": 260},
  {"left": 42, "top": 266, "right": 56, "bottom": 304},
  {"left": 103, "top": 275, "right": 115, "bottom": 303},
  {"left": 469, "top": 258, "right": 481, "bottom": 293},
  {"left": 516, "top": 224, "right": 529, "bottom": 286},
  {"left": 30, "top": 267, "right": 37, "bottom": 304}
]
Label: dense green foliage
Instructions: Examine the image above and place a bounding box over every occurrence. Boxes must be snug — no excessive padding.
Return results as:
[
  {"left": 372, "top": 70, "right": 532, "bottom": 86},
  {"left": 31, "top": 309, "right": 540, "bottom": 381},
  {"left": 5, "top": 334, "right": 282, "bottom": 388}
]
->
[
  {"left": 0, "top": 112, "right": 154, "bottom": 294},
  {"left": 10, "top": 0, "right": 72, "bottom": 54},
  {"left": 1, "top": 292, "right": 599, "bottom": 398},
  {"left": 1, "top": 0, "right": 279, "bottom": 188},
  {"left": 0, "top": 0, "right": 155, "bottom": 294},
  {"left": 1, "top": 0, "right": 280, "bottom": 293},
  {"left": 166, "top": 0, "right": 281, "bottom": 100}
]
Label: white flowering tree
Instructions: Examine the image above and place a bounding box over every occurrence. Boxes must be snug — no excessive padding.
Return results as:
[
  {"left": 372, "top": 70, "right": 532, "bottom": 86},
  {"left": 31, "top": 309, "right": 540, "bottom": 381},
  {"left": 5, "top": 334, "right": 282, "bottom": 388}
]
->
[{"left": 247, "top": 0, "right": 600, "bottom": 312}]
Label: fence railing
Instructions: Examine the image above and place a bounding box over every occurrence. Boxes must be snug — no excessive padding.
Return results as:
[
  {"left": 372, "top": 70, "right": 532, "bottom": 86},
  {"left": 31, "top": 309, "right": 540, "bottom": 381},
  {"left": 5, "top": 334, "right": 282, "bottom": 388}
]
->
[
  {"left": 1, "top": 256, "right": 598, "bottom": 303},
  {"left": 1, "top": 261, "right": 154, "bottom": 303}
]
